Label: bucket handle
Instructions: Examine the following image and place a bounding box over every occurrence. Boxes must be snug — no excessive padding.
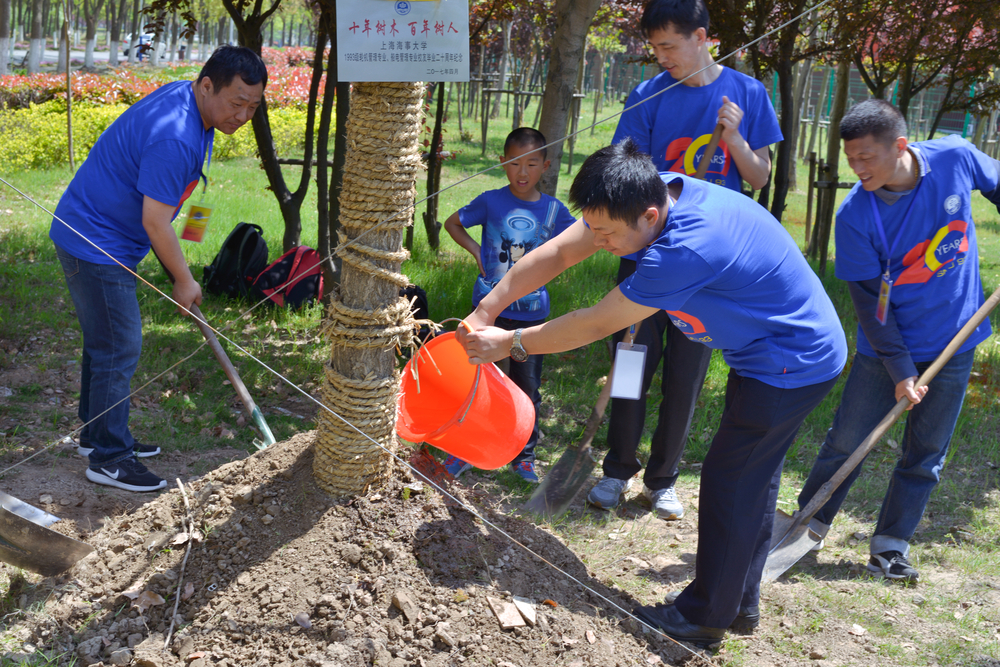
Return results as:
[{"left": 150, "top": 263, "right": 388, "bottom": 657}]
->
[{"left": 452, "top": 318, "right": 480, "bottom": 425}]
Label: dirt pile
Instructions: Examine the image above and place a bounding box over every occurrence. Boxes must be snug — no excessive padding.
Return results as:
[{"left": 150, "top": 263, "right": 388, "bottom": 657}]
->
[{"left": 4, "top": 433, "right": 701, "bottom": 667}]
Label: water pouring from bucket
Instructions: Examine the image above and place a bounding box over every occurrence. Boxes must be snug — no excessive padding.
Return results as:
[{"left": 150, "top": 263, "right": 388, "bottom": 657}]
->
[{"left": 396, "top": 321, "right": 533, "bottom": 469}]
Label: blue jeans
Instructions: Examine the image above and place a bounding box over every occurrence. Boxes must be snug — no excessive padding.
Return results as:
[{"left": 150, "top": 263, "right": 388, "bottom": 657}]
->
[
  {"left": 799, "top": 349, "right": 975, "bottom": 557},
  {"left": 56, "top": 244, "right": 142, "bottom": 468},
  {"left": 495, "top": 316, "right": 543, "bottom": 464}
]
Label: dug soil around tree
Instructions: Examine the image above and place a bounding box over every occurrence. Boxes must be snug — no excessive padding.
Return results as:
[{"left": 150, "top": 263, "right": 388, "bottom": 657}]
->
[{"left": 2, "top": 429, "right": 998, "bottom": 667}]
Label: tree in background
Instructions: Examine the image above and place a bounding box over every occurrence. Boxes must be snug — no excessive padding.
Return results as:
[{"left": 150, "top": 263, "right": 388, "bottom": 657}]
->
[{"left": 536, "top": 0, "right": 604, "bottom": 196}]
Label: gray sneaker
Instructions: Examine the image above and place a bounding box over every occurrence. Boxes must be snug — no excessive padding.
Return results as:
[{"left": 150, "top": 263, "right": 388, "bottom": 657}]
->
[
  {"left": 642, "top": 484, "right": 684, "bottom": 520},
  {"left": 586, "top": 476, "right": 633, "bottom": 510}
]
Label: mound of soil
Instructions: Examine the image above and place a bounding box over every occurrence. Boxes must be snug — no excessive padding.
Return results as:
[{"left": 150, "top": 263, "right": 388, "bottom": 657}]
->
[{"left": 4, "top": 433, "right": 702, "bottom": 667}]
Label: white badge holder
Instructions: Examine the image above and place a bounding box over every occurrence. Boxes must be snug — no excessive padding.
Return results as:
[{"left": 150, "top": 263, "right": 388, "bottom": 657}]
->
[{"left": 610, "top": 341, "right": 647, "bottom": 400}]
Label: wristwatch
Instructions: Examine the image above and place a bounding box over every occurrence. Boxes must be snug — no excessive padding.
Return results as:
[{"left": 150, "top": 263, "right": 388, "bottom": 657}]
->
[{"left": 510, "top": 328, "right": 529, "bottom": 362}]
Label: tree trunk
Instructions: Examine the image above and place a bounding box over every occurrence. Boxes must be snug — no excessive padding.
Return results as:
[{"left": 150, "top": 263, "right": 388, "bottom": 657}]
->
[
  {"left": 817, "top": 58, "right": 851, "bottom": 276},
  {"left": 63, "top": 7, "right": 74, "bottom": 172},
  {"left": 536, "top": 0, "right": 603, "bottom": 196},
  {"left": 324, "top": 80, "right": 350, "bottom": 291},
  {"left": 422, "top": 81, "right": 446, "bottom": 249},
  {"left": 149, "top": 12, "right": 162, "bottom": 66},
  {"left": 490, "top": 20, "right": 511, "bottom": 119},
  {"left": 127, "top": 0, "right": 138, "bottom": 64},
  {"left": 28, "top": 0, "right": 43, "bottom": 73},
  {"left": 83, "top": 0, "right": 103, "bottom": 68},
  {"left": 168, "top": 12, "right": 177, "bottom": 62},
  {"left": 796, "top": 62, "right": 813, "bottom": 161},
  {"left": 313, "top": 21, "right": 336, "bottom": 282},
  {"left": 590, "top": 49, "right": 604, "bottom": 136},
  {"left": 768, "top": 1, "right": 805, "bottom": 222},
  {"left": 220, "top": 0, "right": 314, "bottom": 249},
  {"left": 0, "top": 0, "right": 11, "bottom": 75},
  {"left": 806, "top": 66, "right": 829, "bottom": 166},
  {"left": 314, "top": 81, "right": 424, "bottom": 498},
  {"left": 107, "top": 0, "right": 123, "bottom": 65},
  {"left": 57, "top": 17, "right": 66, "bottom": 71}
]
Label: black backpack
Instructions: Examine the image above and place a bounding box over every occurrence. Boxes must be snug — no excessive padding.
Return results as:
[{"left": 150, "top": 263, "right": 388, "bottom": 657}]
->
[{"left": 203, "top": 223, "right": 269, "bottom": 299}]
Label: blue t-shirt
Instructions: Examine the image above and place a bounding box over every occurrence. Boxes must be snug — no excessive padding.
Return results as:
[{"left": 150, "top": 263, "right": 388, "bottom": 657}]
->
[
  {"left": 618, "top": 173, "right": 847, "bottom": 389},
  {"left": 835, "top": 135, "right": 998, "bottom": 361},
  {"left": 51, "top": 80, "right": 214, "bottom": 267},
  {"left": 612, "top": 66, "right": 782, "bottom": 191},
  {"left": 459, "top": 186, "right": 576, "bottom": 321}
]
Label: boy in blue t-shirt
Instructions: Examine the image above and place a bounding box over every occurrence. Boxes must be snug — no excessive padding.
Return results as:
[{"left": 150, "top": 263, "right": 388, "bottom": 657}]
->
[
  {"left": 457, "top": 140, "right": 846, "bottom": 644},
  {"left": 443, "top": 127, "right": 576, "bottom": 483},
  {"left": 797, "top": 100, "right": 1000, "bottom": 583}
]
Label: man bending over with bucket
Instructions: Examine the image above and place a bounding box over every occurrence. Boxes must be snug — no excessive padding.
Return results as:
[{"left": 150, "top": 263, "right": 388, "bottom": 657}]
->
[{"left": 457, "top": 139, "right": 847, "bottom": 646}]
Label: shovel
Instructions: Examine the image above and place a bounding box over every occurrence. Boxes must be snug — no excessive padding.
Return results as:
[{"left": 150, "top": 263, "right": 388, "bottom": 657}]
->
[
  {"left": 155, "top": 255, "right": 276, "bottom": 449},
  {"left": 0, "top": 491, "right": 95, "bottom": 576},
  {"left": 763, "top": 283, "right": 1000, "bottom": 582},
  {"left": 522, "top": 345, "right": 617, "bottom": 518}
]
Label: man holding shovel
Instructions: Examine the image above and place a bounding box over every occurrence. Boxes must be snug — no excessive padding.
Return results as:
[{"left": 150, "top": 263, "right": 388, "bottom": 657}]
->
[
  {"left": 796, "top": 99, "right": 1000, "bottom": 582},
  {"left": 588, "top": 0, "right": 782, "bottom": 520},
  {"left": 459, "top": 140, "right": 846, "bottom": 645},
  {"left": 50, "top": 46, "right": 266, "bottom": 492}
]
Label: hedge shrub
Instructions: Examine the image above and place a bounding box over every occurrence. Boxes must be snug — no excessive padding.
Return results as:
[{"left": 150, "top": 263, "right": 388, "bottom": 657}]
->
[{"left": 0, "top": 101, "right": 311, "bottom": 172}]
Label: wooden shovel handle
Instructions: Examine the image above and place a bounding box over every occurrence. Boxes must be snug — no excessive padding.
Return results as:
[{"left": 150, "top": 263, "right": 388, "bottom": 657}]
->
[
  {"left": 693, "top": 123, "right": 725, "bottom": 181},
  {"left": 797, "top": 283, "right": 1000, "bottom": 523}
]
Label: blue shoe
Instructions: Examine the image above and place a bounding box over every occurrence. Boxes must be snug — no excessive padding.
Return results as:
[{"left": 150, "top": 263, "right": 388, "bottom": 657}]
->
[
  {"left": 443, "top": 455, "right": 472, "bottom": 479},
  {"left": 511, "top": 460, "right": 539, "bottom": 484}
]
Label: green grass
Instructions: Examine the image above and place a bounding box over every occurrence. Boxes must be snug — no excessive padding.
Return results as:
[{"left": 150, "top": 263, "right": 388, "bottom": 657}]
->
[{"left": 2, "top": 77, "right": 1000, "bottom": 666}]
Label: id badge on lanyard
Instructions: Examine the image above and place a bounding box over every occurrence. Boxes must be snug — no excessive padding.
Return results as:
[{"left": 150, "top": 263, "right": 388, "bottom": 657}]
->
[
  {"left": 181, "top": 131, "right": 214, "bottom": 243},
  {"left": 868, "top": 177, "right": 922, "bottom": 326},
  {"left": 610, "top": 322, "right": 647, "bottom": 400},
  {"left": 876, "top": 271, "right": 892, "bottom": 325}
]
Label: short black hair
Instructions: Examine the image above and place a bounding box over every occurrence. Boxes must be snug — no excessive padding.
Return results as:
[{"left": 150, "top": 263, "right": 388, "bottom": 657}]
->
[
  {"left": 197, "top": 45, "right": 268, "bottom": 93},
  {"left": 641, "top": 0, "right": 710, "bottom": 38},
  {"left": 840, "top": 99, "right": 907, "bottom": 146},
  {"left": 504, "top": 127, "right": 547, "bottom": 159},
  {"left": 569, "top": 138, "right": 667, "bottom": 229}
]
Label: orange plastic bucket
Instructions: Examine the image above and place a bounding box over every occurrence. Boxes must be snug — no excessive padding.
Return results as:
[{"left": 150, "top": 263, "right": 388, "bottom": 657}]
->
[{"left": 397, "top": 332, "right": 533, "bottom": 469}]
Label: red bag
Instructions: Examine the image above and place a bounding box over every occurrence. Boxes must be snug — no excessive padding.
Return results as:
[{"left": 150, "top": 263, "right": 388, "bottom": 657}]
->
[{"left": 250, "top": 246, "right": 324, "bottom": 308}]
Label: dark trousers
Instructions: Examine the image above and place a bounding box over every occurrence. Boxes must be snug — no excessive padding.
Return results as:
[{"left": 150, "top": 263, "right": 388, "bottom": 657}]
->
[
  {"left": 674, "top": 370, "right": 837, "bottom": 628},
  {"left": 495, "top": 316, "right": 543, "bottom": 464},
  {"left": 602, "top": 259, "right": 713, "bottom": 490}
]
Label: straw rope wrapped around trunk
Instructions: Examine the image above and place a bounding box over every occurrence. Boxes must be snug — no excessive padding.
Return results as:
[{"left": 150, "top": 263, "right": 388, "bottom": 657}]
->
[{"left": 313, "top": 81, "right": 424, "bottom": 497}]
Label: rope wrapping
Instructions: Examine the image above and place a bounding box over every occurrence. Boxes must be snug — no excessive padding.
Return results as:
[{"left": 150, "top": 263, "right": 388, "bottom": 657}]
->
[{"left": 313, "top": 81, "right": 425, "bottom": 497}]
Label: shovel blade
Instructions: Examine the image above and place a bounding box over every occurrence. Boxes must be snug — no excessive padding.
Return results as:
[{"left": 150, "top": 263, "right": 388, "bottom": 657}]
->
[
  {"left": 0, "top": 493, "right": 95, "bottom": 576},
  {"left": 523, "top": 444, "right": 596, "bottom": 519},
  {"left": 761, "top": 508, "right": 822, "bottom": 583}
]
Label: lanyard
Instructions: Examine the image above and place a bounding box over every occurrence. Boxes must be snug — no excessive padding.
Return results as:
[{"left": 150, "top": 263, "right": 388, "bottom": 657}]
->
[
  {"left": 867, "top": 177, "right": 923, "bottom": 276},
  {"left": 198, "top": 129, "right": 215, "bottom": 197}
]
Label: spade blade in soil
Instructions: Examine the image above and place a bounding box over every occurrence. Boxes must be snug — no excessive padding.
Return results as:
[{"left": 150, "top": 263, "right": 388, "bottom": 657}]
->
[
  {"left": 523, "top": 444, "right": 597, "bottom": 518},
  {"left": 0, "top": 491, "right": 95, "bottom": 576},
  {"left": 761, "top": 508, "right": 821, "bottom": 582}
]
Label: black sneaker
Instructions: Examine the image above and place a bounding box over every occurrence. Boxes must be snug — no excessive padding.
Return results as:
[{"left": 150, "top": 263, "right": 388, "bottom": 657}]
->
[
  {"left": 78, "top": 442, "right": 161, "bottom": 458},
  {"left": 867, "top": 550, "right": 919, "bottom": 582},
  {"left": 86, "top": 457, "right": 167, "bottom": 492}
]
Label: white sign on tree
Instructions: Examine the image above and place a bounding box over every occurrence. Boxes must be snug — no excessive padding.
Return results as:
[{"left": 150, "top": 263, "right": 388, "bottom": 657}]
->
[{"left": 336, "top": 0, "right": 470, "bottom": 82}]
